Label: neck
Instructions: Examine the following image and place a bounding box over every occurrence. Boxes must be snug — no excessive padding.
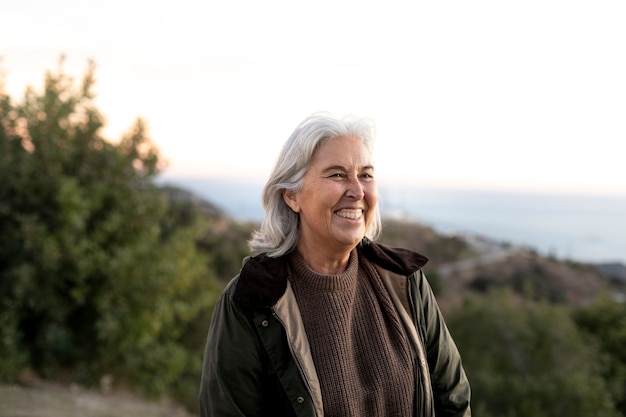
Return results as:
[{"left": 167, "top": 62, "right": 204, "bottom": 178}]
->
[{"left": 296, "top": 242, "right": 354, "bottom": 275}]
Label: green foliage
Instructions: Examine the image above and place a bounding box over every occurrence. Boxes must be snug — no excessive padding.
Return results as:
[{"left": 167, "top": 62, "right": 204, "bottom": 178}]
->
[
  {"left": 446, "top": 290, "right": 619, "bottom": 417},
  {"left": 0, "top": 59, "right": 220, "bottom": 404},
  {"left": 469, "top": 268, "right": 567, "bottom": 303},
  {"left": 196, "top": 219, "right": 257, "bottom": 282},
  {"left": 0, "top": 308, "right": 28, "bottom": 380},
  {"left": 573, "top": 294, "right": 626, "bottom": 415},
  {"left": 4, "top": 59, "right": 625, "bottom": 417}
]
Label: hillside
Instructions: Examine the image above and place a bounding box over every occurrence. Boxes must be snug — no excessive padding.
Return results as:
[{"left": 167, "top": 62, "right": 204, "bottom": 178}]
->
[
  {"left": 378, "top": 218, "right": 624, "bottom": 311},
  {"left": 2, "top": 189, "right": 623, "bottom": 417},
  {"left": 164, "top": 187, "right": 625, "bottom": 310}
]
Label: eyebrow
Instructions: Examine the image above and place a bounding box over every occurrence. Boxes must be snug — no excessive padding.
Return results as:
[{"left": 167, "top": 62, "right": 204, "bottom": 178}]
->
[{"left": 322, "top": 164, "right": 375, "bottom": 172}]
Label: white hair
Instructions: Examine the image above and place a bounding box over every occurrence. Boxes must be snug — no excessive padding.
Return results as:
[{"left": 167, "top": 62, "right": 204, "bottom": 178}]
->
[{"left": 248, "top": 113, "right": 382, "bottom": 257}]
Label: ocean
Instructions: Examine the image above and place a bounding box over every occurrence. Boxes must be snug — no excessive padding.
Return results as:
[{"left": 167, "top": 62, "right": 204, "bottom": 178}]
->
[{"left": 162, "top": 177, "right": 626, "bottom": 265}]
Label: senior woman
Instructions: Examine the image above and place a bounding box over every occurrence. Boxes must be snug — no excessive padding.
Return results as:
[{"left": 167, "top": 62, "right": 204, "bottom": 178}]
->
[{"left": 199, "top": 113, "right": 471, "bottom": 417}]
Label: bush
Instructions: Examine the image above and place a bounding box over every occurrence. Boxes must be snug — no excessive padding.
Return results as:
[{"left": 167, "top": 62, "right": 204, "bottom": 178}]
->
[
  {"left": 446, "top": 290, "right": 619, "bottom": 417},
  {"left": 573, "top": 294, "right": 626, "bottom": 415},
  {"left": 0, "top": 59, "right": 221, "bottom": 408}
]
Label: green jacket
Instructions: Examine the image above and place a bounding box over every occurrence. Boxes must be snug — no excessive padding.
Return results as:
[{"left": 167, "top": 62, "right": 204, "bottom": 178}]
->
[{"left": 199, "top": 240, "right": 471, "bottom": 417}]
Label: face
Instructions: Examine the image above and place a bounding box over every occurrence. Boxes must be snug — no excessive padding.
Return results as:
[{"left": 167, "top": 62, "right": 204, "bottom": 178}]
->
[{"left": 283, "top": 136, "right": 378, "bottom": 256}]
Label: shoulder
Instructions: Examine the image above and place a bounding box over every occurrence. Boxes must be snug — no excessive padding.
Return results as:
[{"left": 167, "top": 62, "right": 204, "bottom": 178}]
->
[
  {"left": 231, "top": 253, "right": 291, "bottom": 308},
  {"left": 359, "top": 239, "right": 428, "bottom": 276}
]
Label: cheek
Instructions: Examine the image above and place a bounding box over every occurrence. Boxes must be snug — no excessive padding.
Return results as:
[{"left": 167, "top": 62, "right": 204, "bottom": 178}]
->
[{"left": 366, "top": 185, "right": 379, "bottom": 207}]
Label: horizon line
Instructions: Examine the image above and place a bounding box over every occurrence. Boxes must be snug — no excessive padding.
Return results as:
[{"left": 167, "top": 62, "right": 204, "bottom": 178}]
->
[{"left": 158, "top": 172, "right": 626, "bottom": 199}]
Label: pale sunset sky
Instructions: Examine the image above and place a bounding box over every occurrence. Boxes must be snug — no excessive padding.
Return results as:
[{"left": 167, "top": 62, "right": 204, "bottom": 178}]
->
[{"left": 2, "top": 0, "right": 625, "bottom": 196}]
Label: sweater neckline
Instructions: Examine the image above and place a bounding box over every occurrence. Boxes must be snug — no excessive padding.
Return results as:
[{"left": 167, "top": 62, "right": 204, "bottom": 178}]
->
[{"left": 289, "top": 249, "right": 359, "bottom": 292}]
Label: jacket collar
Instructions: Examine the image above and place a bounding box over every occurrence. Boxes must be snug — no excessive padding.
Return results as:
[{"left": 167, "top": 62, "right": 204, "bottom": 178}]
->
[{"left": 233, "top": 239, "right": 428, "bottom": 308}]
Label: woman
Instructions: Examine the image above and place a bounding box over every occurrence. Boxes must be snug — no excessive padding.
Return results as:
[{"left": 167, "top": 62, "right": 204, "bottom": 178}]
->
[{"left": 199, "top": 113, "right": 471, "bottom": 417}]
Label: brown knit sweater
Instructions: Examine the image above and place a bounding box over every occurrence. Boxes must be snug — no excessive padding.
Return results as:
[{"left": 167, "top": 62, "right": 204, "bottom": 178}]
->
[{"left": 289, "top": 249, "right": 415, "bottom": 417}]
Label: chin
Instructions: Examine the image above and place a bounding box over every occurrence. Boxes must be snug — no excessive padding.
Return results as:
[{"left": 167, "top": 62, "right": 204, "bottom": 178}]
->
[{"left": 335, "top": 233, "right": 365, "bottom": 249}]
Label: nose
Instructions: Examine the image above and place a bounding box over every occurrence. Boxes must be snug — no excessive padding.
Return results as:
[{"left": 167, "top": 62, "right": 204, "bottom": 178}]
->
[{"left": 346, "top": 177, "right": 365, "bottom": 200}]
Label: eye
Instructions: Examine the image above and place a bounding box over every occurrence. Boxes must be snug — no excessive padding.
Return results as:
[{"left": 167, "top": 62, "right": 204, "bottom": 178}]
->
[{"left": 328, "top": 172, "right": 345, "bottom": 178}]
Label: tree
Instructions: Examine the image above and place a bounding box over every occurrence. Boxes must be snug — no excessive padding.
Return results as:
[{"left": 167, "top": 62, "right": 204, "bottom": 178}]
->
[
  {"left": 573, "top": 294, "right": 626, "bottom": 415},
  {"left": 0, "top": 58, "right": 219, "bottom": 400},
  {"left": 446, "top": 290, "right": 618, "bottom": 417}
]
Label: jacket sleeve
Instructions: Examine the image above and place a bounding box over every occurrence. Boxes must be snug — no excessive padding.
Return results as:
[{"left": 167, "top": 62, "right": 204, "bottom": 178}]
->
[
  {"left": 199, "top": 281, "right": 269, "bottom": 417},
  {"left": 414, "top": 270, "right": 471, "bottom": 417}
]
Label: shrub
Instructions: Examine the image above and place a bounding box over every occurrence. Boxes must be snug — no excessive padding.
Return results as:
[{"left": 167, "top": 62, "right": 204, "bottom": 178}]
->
[{"left": 446, "top": 290, "right": 618, "bottom": 417}]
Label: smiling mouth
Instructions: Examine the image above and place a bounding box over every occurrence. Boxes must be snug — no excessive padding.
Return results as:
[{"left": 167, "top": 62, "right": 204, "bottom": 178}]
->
[{"left": 335, "top": 209, "right": 363, "bottom": 220}]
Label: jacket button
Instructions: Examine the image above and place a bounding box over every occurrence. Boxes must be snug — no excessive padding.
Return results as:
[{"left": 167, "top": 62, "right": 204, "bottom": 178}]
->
[
  {"left": 296, "top": 396, "right": 305, "bottom": 404},
  {"left": 261, "top": 320, "right": 269, "bottom": 328}
]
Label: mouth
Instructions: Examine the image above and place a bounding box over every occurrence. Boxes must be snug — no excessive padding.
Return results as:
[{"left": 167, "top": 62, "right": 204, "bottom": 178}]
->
[{"left": 334, "top": 208, "right": 364, "bottom": 220}]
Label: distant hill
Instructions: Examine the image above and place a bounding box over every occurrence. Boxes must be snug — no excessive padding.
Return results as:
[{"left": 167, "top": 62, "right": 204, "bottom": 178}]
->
[
  {"left": 378, "top": 218, "right": 624, "bottom": 311},
  {"left": 169, "top": 186, "right": 625, "bottom": 311},
  {"left": 3, "top": 186, "right": 623, "bottom": 417},
  {"left": 161, "top": 185, "right": 227, "bottom": 219},
  {"left": 595, "top": 262, "right": 626, "bottom": 282}
]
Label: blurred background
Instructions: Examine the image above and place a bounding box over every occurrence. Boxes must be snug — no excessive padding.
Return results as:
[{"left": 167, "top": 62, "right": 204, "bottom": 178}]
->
[
  {"left": 4, "top": 0, "right": 625, "bottom": 194},
  {"left": 1, "top": 1, "right": 625, "bottom": 416}
]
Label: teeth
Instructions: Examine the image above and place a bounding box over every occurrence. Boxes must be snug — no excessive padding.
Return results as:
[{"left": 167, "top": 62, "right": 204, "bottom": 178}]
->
[{"left": 336, "top": 209, "right": 363, "bottom": 219}]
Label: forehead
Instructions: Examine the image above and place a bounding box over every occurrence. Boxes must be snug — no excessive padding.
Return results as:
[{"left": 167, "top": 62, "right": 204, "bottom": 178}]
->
[{"left": 310, "top": 136, "right": 373, "bottom": 168}]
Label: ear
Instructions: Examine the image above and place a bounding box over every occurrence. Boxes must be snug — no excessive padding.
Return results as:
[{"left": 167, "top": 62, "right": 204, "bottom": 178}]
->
[{"left": 282, "top": 189, "right": 300, "bottom": 213}]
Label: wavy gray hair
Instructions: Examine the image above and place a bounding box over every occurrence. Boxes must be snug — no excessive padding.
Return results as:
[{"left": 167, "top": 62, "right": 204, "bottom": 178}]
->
[{"left": 248, "top": 113, "right": 382, "bottom": 257}]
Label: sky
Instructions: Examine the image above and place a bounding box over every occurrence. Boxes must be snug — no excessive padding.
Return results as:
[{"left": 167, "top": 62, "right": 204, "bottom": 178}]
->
[{"left": 2, "top": 0, "right": 625, "bottom": 196}]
